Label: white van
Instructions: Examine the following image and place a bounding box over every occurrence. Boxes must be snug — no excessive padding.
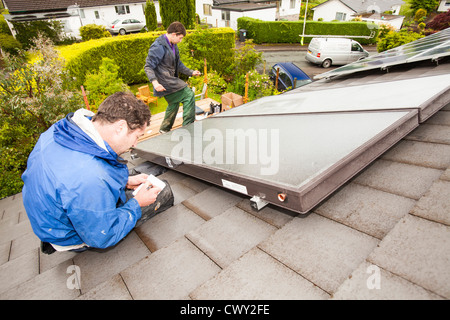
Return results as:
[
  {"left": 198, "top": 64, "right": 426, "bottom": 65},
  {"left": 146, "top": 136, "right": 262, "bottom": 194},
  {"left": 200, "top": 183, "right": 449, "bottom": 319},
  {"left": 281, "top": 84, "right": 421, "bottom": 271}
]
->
[{"left": 305, "top": 38, "right": 369, "bottom": 68}]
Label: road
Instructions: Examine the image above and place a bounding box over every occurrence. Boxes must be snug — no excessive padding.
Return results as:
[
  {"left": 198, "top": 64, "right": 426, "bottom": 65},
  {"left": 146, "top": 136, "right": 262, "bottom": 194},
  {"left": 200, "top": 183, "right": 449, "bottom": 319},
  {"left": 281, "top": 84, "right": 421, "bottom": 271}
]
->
[{"left": 256, "top": 50, "right": 337, "bottom": 79}]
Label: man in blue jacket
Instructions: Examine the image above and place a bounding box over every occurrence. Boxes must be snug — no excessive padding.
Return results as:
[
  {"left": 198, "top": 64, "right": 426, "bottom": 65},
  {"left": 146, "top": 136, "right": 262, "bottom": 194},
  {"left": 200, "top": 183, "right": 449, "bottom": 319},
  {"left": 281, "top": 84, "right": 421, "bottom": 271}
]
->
[
  {"left": 144, "top": 21, "right": 201, "bottom": 133},
  {"left": 22, "top": 92, "right": 173, "bottom": 253}
]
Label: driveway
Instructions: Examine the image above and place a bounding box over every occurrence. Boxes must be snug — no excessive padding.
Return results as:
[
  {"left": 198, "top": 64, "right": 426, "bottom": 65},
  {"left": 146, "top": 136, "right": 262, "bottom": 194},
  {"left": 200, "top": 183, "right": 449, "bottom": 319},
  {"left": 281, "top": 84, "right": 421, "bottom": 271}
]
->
[
  {"left": 250, "top": 42, "right": 378, "bottom": 79},
  {"left": 256, "top": 50, "right": 337, "bottom": 79}
]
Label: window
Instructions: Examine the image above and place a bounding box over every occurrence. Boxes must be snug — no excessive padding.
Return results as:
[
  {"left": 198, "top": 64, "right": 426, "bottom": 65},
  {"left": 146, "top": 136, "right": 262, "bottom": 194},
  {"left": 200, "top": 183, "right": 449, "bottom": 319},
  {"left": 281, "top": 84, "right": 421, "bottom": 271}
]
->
[
  {"left": 115, "top": 5, "right": 130, "bottom": 15},
  {"left": 222, "top": 10, "right": 230, "bottom": 21},
  {"left": 351, "top": 43, "right": 363, "bottom": 52},
  {"left": 290, "top": 0, "right": 296, "bottom": 9},
  {"left": 335, "top": 12, "right": 346, "bottom": 21},
  {"left": 203, "top": 4, "right": 212, "bottom": 16},
  {"left": 79, "top": 9, "right": 85, "bottom": 19},
  {"left": 94, "top": 11, "right": 100, "bottom": 19}
]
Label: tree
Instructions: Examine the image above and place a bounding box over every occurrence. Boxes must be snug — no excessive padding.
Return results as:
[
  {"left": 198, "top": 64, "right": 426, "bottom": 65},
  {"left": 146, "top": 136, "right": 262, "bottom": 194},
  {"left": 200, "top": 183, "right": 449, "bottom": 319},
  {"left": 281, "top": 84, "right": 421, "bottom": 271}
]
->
[
  {"left": 427, "top": 10, "right": 450, "bottom": 30},
  {"left": 0, "top": 36, "right": 84, "bottom": 197},
  {"left": 159, "top": 0, "right": 195, "bottom": 29},
  {"left": 10, "top": 20, "right": 64, "bottom": 49},
  {"left": 144, "top": 0, "right": 158, "bottom": 31}
]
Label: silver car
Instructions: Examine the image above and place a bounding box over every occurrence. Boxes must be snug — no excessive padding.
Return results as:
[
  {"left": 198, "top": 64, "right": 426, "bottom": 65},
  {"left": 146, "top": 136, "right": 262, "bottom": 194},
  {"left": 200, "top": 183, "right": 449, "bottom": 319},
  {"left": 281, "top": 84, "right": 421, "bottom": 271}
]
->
[{"left": 107, "top": 18, "right": 146, "bottom": 35}]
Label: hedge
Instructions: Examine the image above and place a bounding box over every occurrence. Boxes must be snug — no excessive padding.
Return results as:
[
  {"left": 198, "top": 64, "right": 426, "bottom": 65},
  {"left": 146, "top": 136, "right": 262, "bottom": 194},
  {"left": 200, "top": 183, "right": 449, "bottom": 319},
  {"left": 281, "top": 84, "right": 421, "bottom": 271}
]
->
[
  {"left": 58, "top": 27, "right": 235, "bottom": 86},
  {"left": 237, "top": 17, "right": 379, "bottom": 45}
]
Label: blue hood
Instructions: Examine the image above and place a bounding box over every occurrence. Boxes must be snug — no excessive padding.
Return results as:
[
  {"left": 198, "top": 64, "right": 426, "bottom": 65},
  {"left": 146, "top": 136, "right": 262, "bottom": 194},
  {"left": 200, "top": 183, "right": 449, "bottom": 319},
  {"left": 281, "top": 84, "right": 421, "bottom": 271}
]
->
[{"left": 53, "top": 113, "right": 126, "bottom": 169}]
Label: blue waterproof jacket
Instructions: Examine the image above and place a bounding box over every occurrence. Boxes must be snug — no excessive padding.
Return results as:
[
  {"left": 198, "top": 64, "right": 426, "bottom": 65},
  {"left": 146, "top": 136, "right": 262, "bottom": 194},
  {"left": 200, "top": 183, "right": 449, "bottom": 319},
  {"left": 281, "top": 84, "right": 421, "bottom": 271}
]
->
[{"left": 22, "top": 113, "right": 141, "bottom": 249}]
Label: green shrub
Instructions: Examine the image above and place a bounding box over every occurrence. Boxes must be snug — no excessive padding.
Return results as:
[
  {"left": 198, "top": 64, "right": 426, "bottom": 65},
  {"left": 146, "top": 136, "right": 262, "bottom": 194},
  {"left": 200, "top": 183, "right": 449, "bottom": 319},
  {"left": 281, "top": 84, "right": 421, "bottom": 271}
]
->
[
  {"left": 188, "top": 71, "right": 227, "bottom": 95},
  {"left": 414, "top": 8, "right": 427, "bottom": 22},
  {"left": 237, "top": 17, "right": 379, "bottom": 45},
  {"left": 84, "top": 57, "right": 129, "bottom": 112},
  {"left": 79, "top": 24, "right": 112, "bottom": 41},
  {"left": 226, "top": 70, "right": 276, "bottom": 101},
  {"left": 377, "top": 29, "right": 424, "bottom": 52}
]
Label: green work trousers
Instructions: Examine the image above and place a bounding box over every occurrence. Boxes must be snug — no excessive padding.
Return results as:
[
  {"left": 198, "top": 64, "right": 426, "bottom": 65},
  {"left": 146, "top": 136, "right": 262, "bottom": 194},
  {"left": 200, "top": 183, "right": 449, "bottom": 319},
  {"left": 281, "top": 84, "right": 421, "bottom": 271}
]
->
[{"left": 160, "top": 86, "right": 195, "bottom": 132}]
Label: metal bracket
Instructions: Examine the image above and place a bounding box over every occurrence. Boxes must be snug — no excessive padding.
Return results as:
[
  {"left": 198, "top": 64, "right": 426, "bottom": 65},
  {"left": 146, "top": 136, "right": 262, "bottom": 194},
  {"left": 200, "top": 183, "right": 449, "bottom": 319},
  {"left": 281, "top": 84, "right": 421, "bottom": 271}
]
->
[{"left": 250, "top": 196, "right": 269, "bottom": 211}]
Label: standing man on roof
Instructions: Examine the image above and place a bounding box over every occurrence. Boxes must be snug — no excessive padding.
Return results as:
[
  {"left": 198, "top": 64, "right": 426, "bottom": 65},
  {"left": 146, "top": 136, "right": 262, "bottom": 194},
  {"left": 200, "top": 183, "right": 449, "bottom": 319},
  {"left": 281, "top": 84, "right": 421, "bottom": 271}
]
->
[
  {"left": 22, "top": 92, "right": 174, "bottom": 254},
  {"left": 144, "top": 21, "right": 201, "bottom": 134}
]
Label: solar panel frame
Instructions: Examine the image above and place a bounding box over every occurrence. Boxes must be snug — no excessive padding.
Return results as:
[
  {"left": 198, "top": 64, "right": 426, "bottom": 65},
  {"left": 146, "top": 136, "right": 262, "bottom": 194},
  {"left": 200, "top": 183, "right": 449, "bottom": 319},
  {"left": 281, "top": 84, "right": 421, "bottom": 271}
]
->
[{"left": 133, "top": 110, "right": 418, "bottom": 213}]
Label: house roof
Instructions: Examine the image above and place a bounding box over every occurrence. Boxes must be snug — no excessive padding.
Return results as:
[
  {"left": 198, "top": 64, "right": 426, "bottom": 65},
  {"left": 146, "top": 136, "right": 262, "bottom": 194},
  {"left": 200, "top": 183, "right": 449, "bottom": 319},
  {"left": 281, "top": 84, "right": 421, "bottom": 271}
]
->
[
  {"left": 0, "top": 35, "right": 449, "bottom": 301},
  {"left": 313, "top": 0, "right": 405, "bottom": 13},
  {"left": 3, "top": 0, "right": 146, "bottom": 13}
]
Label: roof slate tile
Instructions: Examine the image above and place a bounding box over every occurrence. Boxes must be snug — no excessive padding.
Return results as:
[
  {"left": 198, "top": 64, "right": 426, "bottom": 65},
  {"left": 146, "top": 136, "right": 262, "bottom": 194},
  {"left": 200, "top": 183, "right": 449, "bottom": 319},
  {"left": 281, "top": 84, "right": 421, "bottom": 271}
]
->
[
  {"left": 368, "top": 214, "right": 450, "bottom": 299},
  {"left": 354, "top": 159, "right": 443, "bottom": 200},
  {"left": 191, "top": 247, "right": 330, "bottom": 300},
  {"left": 259, "top": 214, "right": 379, "bottom": 294},
  {"left": 315, "top": 182, "right": 415, "bottom": 239}
]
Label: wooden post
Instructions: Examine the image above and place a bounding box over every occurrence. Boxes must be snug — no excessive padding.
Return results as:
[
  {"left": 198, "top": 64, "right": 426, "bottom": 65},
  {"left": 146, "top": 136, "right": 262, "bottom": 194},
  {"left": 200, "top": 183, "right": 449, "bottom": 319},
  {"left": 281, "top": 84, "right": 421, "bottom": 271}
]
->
[
  {"left": 204, "top": 58, "right": 208, "bottom": 98},
  {"left": 245, "top": 72, "right": 249, "bottom": 101},
  {"left": 81, "top": 85, "right": 90, "bottom": 110},
  {"left": 275, "top": 68, "right": 279, "bottom": 91}
]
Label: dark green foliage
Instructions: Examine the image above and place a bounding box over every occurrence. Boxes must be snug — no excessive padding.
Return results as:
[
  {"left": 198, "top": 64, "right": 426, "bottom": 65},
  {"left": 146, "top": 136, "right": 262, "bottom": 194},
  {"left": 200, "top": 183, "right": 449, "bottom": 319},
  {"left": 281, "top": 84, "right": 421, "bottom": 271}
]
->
[
  {"left": 0, "top": 34, "right": 22, "bottom": 55},
  {"left": 410, "top": 0, "right": 439, "bottom": 14},
  {"left": 237, "top": 17, "right": 379, "bottom": 45},
  {"left": 144, "top": 0, "right": 158, "bottom": 31},
  {"left": 159, "top": 0, "right": 195, "bottom": 29},
  {"left": 10, "top": 20, "right": 64, "bottom": 49}
]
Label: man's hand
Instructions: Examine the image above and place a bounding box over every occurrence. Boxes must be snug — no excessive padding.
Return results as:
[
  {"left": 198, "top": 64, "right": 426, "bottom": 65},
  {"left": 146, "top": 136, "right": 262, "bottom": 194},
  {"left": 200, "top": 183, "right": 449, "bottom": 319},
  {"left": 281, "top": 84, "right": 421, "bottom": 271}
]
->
[
  {"left": 126, "top": 174, "right": 148, "bottom": 190},
  {"left": 134, "top": 182, "right": 161, "bottom": 207},
  {"left": 192, "top": 70, "right": 201, "bottom": 77},
  {"left": 152, "top": 80, "right": 166, "bottom": 92}
]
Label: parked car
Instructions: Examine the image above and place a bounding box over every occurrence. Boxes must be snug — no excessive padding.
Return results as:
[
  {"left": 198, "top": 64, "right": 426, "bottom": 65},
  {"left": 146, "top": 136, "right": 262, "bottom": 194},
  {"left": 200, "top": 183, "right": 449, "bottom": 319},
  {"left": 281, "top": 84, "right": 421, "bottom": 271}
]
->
[
  {"left": 269, "top": 62, "right": 312, "bottom": 91},
  {"left": 107, "top": 18, "right": 146, "bottom": 35},
  {"left": 305, "top": 38, "right": 369, "bottom": 68}
]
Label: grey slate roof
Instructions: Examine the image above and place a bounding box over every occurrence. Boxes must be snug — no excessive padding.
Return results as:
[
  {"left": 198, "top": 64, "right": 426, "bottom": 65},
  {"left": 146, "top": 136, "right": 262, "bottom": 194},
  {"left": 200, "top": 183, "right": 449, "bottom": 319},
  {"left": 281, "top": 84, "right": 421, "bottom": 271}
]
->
[
  {"left": 3, "top": 0, "right": 146, "bottom": 13},
  {"left": 313, "top": 0, "right": 405, "bottom": 13},
  {"left": 0, "top": 44, "right": 449, "bottom": 301}
]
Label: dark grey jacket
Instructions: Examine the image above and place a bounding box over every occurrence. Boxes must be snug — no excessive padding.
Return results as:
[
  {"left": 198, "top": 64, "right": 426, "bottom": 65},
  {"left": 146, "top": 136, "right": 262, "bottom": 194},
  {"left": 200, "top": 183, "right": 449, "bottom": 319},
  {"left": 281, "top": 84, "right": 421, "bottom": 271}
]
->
[{"left": 144, "top": 34, "right": 194, "bottom": 97}]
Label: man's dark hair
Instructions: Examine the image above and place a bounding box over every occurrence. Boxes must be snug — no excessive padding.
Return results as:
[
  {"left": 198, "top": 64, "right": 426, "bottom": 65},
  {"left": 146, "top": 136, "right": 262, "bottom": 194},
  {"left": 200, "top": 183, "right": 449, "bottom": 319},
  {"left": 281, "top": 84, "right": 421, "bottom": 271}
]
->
[
  {"left": 92, "top": 92, "right": 151, "bottom": 130},
  {"left": 167, "top": 21, "right": 186, "bottom": 36}
]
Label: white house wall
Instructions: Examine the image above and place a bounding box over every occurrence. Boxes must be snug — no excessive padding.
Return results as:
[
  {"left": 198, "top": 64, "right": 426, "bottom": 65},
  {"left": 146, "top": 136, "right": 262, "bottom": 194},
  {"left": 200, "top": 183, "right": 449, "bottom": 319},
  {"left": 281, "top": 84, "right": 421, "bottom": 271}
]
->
[
  {"left": 437, "top": 0, "right": 450, "bottom": 12},
  {"left": 78, "top": 3, "right": 148, "bottom": 27},
  {"left": 196, "top": 0, "right": 281, "bottom": 29},
  {"left": 313, "top": 0, "right": 355, "bottom": 21},
  {"left": 279, "top": 0, "right": 301, "bottom": 20}
]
